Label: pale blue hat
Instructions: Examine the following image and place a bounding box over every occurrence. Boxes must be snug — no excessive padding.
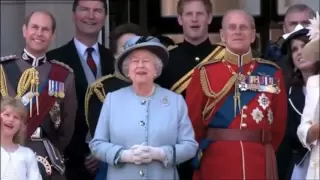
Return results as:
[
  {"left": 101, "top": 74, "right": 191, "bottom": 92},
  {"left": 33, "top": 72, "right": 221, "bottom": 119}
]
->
[{"left": 115, "top": 36, "right": 169, "bottom": 78}]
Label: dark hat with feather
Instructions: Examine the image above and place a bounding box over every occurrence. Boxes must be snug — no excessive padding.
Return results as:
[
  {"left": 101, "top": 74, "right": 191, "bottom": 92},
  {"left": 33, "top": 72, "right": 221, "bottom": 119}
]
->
[
  {"left": 115, "top": 36, "right": 169, "bottom": 80},
  {"left": 281, "top": 24, "right": 309, "bottom": 54}
]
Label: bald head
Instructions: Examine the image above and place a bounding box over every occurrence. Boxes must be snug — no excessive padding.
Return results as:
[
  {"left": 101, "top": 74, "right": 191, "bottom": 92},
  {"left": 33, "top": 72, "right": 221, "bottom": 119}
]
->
[
  {"left": 220, "top": 9, "right": 256, "bottom": 55},
  {"left": 222, "top": 9, "right": 255, "bottom": 30}
]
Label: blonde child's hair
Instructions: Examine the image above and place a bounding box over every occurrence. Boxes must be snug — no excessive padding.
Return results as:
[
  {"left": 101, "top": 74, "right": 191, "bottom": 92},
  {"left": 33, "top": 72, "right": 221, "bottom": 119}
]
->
[{"left": 0, "top": 96, "right": 28, "bottom": 145}]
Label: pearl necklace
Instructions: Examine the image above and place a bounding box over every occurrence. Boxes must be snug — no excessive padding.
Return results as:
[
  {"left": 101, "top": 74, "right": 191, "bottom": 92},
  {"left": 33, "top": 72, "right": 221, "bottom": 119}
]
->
[{"left": 133, "top": 85, "right": 155, "bottom": 98}]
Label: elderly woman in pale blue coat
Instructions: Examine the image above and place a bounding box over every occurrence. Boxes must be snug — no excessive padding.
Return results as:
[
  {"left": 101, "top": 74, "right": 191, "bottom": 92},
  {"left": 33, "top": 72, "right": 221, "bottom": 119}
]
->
[{"left": 89, "top": 36, "right": 198, "bottom": 180}]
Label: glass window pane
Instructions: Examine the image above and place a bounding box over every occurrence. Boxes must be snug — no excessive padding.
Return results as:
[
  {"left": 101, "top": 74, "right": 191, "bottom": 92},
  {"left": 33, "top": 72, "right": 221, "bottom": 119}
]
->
[
  {"left": 277, "top": 0, "right": 319, "bottom": 15},
  {"left": 161, "top": 0, "right": 260, "bottom": 17},
  {"left": 269, "top": 23, "right": 283, "bottom": 42}
]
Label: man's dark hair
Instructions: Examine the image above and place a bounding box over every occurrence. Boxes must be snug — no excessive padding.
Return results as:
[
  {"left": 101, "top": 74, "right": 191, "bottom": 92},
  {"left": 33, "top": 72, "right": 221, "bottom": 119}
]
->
[
  {"left": 25, "top": 11, "right": 56, "bottom": 33},
  {"left": 284, "top": 4, "right": 316, "bottom": 19},
  {"left": 72, "top": 0, "right": 108, "bottom": 14},
  {"left": 109, "top": 23, "right": 148, "bottom": 54}
]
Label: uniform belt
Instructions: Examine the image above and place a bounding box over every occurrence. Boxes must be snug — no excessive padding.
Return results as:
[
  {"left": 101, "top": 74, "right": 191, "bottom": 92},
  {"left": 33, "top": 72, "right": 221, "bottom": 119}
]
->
[
  {"left": 206, "top": 128, "right": 278, "bottom": 179},
  {"left": 29, "top": 127, "right": 65, "bottom": 175},
  {"left": 206, "top": 128, "right": 271, "bottom": 144}
]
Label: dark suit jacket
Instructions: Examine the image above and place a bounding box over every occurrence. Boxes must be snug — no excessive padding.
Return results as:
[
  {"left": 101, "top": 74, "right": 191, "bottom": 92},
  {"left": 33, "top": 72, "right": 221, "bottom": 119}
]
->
[
  {"left": 47, "top": 39, "right": 114, "bottom": 162},
  {"left": 276, "top": 85, "right": 308, "bottom": 180}
]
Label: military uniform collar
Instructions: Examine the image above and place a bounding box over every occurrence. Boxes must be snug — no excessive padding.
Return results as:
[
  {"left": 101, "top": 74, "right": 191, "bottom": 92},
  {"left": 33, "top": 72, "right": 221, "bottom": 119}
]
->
[
  {"left": 181, "top": 38, "right": 211, "bottom": 50},
  {"left": 224, "top": 48, "right": 252, "bottom": 66},
  {"left": 22, "top": 49, "right": 47, "bottom": 67}
]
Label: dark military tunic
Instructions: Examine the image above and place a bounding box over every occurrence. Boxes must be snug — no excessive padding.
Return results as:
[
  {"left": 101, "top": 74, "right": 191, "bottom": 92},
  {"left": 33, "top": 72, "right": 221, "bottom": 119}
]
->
[
  {"left": 0, "top": 50, "right": 77, "bottom": 180},
  {"left": 156, "top": 39, "right": 225, "bottom": 96},
  {"left": 156, "top": 39, "right": 225, "bottom": 180},
  {"left": 85, "top": 74, "right": 130, "bottom": 136}
]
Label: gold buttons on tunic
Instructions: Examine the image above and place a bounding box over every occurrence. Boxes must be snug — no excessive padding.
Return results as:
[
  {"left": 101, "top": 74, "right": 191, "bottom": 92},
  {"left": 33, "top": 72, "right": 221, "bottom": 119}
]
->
[
  {"left": 139, "top": 170, "right": 145, "bottom": 177},
  {"left": 241, "top": 123, "right": 247, "bottom": 128}
]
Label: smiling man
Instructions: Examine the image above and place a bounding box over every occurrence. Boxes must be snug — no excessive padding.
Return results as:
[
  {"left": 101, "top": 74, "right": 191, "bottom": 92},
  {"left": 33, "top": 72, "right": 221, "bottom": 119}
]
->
[
  {"left": 0, "top": 11, "right": 77, "bottom": 180},
  {"left": 47, "top": 1, "right": 114, "bottom": 180}
]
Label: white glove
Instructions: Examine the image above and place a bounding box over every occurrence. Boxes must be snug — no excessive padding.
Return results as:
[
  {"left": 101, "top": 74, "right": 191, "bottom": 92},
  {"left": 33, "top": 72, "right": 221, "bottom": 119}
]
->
[
  {"left": 148, "top": 146, "right": 166, "bottom": 161},
  {"left": 131, "top": 144, "right": 152, "bottom": 164},
  {"left": 119, "top": 149, "right": 144, "bottom": 164}
]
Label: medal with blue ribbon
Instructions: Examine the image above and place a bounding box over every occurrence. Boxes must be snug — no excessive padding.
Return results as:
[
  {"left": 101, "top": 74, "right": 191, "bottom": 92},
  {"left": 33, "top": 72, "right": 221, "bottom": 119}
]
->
[{"left": 48, "top": 80, "right": 65, "bottom": 98}]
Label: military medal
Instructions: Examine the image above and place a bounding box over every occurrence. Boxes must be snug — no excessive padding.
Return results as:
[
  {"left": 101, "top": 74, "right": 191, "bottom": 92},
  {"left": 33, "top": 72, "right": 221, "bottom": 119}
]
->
[
  {"left": 48, "top": 80, "right": 54, "bottom": 96},
  {"left": 258, "top": 93, "right": 270, "bottom": 110},
  {"left": 251, "top": 107, "right": 264, "bottom": 124},
  {"left": 54, "top": 81, "right": 59, "bottom": 97},
  {"left": 242, "top": 74, "right": 280, "bottom": 94},
  {"left": 58, "top": 82, "right": 65, "bottom": 98},
  {"left": 267, "top": 109, "right": 273, "bottom": 124}
]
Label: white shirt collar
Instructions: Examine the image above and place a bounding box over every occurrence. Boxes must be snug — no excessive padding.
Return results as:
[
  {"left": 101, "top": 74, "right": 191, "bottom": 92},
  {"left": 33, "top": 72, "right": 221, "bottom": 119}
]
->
[{"left": 73, "top": 37, "right": 99, "bottom": 57}]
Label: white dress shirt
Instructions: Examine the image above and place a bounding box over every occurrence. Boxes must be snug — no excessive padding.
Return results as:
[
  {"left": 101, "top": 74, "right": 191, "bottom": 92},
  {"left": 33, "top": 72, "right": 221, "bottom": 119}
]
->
[
  {"left": 73, "top": 37, "right": 102, "bottom": 83},
  {"left": 1, "top": 145, "right": 42, "bottom": 180}
]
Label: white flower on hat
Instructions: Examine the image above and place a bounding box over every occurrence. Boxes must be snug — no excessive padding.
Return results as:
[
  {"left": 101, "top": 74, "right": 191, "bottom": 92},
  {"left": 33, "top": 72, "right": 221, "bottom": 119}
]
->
[{"left": 306, "top": 11, "right": 320, "bottom": 41}]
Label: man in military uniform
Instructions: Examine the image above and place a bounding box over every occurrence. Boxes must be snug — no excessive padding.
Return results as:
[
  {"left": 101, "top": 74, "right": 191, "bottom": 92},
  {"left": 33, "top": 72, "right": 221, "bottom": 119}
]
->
[
  {"left": 85, "top": 75, "right": 129, "bottom": 137},
  {"left": 157, "top": 0, "right": 225, "bottom": 96},
  {"left": 155, "top": 0, "right": 224, "bottom": 179},
  {"left": 0, "top": 11, "right": 77, "bottom": 180},
  {"left": 186, "top": 10, "right": 287, "bottom": 180}
]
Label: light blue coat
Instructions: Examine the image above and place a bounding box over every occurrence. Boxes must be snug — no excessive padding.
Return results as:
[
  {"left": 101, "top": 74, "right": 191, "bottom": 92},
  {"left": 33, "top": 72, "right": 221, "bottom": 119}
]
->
[{"left": 89, "top": 85, "right": 198, "bottom": 180}]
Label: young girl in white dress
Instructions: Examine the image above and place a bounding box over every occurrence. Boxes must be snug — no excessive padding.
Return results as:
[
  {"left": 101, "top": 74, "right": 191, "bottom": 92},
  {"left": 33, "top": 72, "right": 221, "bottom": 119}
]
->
[
  {"left": 297, "top": 12, "right": 320, "bottom": 180},
  {"left": 1, "top": 96, "right": 42, "bottom": 180}
]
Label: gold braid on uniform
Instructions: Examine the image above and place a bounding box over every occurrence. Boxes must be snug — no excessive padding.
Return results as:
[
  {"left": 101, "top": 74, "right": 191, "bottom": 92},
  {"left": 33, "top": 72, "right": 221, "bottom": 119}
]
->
[
  {"left": 1, "top": 64, "right": 40, "bottom": 116},
  {"left": 255, "top": 58, "right": 280, "bottom": 69},
  {"left": 0, "top": 65, "right": 9, "bottom": 97},
  {"left": 51, "top": 60, "right": 74, "bottom": 73},
  {"left": 167, "top": 45, "right": 178, "bottom": 51},
  {"left": 84, "top": 74, "right": 114, "bottom": 128},
  {"left": 200, "top": 65, "right": 238, "bottom": 121},
  {"left": 13, "top": 67, "right": 39, "bottom": 117}
]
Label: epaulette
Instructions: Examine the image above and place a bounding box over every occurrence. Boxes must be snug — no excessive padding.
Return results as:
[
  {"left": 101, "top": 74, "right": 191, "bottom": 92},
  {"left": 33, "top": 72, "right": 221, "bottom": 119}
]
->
[
  {"left": 51, "top": 60, "right": 74, "bottom": 73},
  {"left": 255, "top": 58, "right": 280, "bottom": 69},
  {"left": 198, "top": 58, "right": 222, "bottom": 69},
  {"left": 0, "top": 55, "right": 18, "bottom": 63},
  {"left": 90, "top": 74, "right": 115, "bottom": 87},
  {"left": 215, "top": 42, "right": 225, "bottom": 47},
  {"left": 167, "top": 44, "right": 178, "bottom": 51},
  {"left": 85, "top": 75, "right": 115, "bottom": 128}
]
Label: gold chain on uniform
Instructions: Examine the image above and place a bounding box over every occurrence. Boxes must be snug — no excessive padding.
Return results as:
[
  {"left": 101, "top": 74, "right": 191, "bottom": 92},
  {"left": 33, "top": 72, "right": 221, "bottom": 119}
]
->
[
  {"left": 0, "top": 65, "right": 39, "bottom": 117},
  {"left": 221, "top": 59, "right": 255, "bottom": 117}
]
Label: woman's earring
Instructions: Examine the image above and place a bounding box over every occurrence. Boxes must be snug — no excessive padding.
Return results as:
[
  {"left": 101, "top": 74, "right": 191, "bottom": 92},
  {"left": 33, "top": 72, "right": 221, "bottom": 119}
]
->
[{"left": 154, "top": 74, "right": 157, "bottom": 77}]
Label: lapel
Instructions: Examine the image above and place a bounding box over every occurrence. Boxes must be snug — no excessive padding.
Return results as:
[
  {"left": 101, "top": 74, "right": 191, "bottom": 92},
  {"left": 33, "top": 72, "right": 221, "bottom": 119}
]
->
[
  {"left": 98, "top": 44, "right": 114, "bottom": 76},
  {"left": 65, "top": 40, "right": 89, "bottom": 87},
  {"left": 288, "top": 85, "right": 305, "bottom": 115}
]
